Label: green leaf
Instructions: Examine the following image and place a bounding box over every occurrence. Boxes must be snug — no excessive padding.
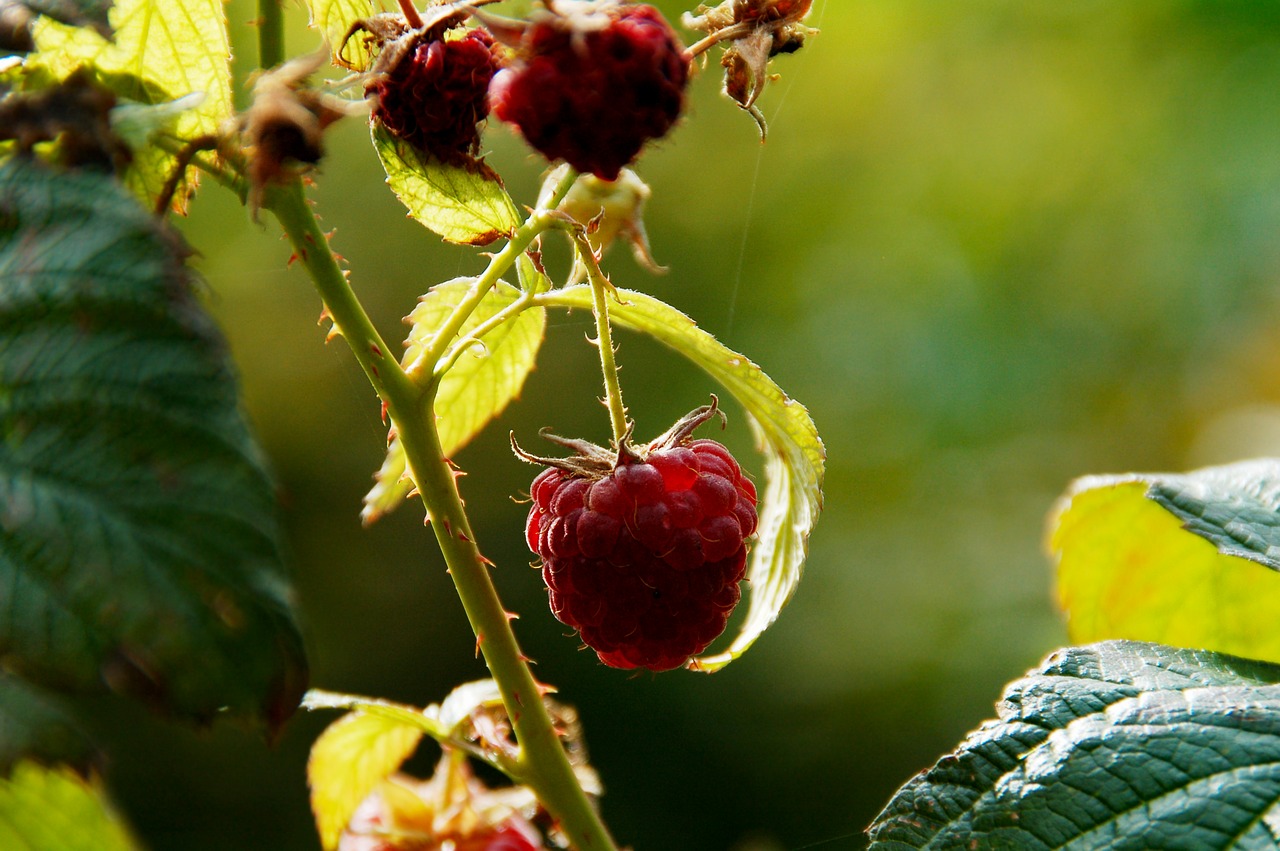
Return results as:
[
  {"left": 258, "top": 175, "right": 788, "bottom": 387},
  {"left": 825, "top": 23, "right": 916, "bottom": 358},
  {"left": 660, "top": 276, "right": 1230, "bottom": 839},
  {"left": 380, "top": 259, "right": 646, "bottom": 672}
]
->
[
  {"left": 28, "top": 0, "right": 232, "bottom": 208},
  {"left": 372, "top": 124, "right": 520, "bottom": 246},
  {"left": 0, "top": 675, "right": 92, "bottom": 775},
  {"left": 304, "top": 680, "right": 506, "bottom": 850},
  {"left": 304, "top": 0, "right": 374, "bottom": 71},
  {"left": 307, "top": 709, "right": 425, "bottom": 851},
  {"left": 21, "top": 0, "right": 113, "bottom": 37},
  {"left": 1049, "top": 459, "right": 1280, "bottom": 664},
  {"left": 868, "top": 640, "right": 1280, "bottom": 850},
  {"left": 539, "top": 287, "right": 825, "bottom": 671},
  {"left": 0, "top": 761, "right": 140, "bottom": 851},
  {"left": 0, "top": 159, "right": 307, "bottom": 725},
  {"left": 363, "top": 278, "right": 544, "bottom": 523}
]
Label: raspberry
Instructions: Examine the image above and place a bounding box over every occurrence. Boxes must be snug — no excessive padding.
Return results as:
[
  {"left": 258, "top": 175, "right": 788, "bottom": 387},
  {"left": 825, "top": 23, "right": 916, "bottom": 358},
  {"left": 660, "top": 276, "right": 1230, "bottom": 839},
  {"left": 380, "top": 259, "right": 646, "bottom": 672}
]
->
[
  {"left": 489, "top": 1, "right": 690, "bottom": 180},
  {"left": 365, "top": 20, "right": 501, "bottom": 166},
  {"left": 520, "top": 401, "right": 757, "bottom": 671}
]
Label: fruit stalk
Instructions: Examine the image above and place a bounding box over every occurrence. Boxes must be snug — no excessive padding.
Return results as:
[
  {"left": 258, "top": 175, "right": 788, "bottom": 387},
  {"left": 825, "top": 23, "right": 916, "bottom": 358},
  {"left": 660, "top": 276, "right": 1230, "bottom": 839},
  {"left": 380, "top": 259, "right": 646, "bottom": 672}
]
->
[
  {"left": 267, "top": 180, "right": 618, "bottom": 851},
  {"left": 575, "top": 232, "right": 629, "bottom": 445}
]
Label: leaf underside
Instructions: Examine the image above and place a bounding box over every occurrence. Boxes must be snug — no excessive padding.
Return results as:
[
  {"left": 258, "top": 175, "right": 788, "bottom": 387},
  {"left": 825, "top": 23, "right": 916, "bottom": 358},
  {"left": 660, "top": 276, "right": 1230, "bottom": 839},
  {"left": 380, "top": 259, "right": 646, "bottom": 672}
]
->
[
  {"left": 1050, "top": 459, "right": 1280, "bottom": 665},
  {"left": 539, "top": 286, "right": 825, "bottom": 671},
  {"left": 868, "top": 640, "right": 1280, "bottom": 850},
  {"left": 0, "top": 159, "right": 306, "bottom": 725}
]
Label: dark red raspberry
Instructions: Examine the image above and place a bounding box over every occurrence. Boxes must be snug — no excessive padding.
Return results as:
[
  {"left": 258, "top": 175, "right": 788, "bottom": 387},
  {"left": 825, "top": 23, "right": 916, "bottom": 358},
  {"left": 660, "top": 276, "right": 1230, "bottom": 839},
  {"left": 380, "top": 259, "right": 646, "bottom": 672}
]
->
[
  {"left": 366, "top": 23, "right": 501, "bottom": 166},
  {"left": 489, "top": 1, "right": 690, "bottom": 180},
  {"left": 520, "top": 401, "right": 757, "bottom": 671}
]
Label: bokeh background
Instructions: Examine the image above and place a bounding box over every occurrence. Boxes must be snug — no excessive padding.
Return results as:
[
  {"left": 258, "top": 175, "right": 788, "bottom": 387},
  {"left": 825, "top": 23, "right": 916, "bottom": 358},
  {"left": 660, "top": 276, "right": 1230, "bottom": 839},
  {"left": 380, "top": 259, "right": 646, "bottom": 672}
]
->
[{"left": 80, "top": 0, "right": 1280, "bottom": 849}]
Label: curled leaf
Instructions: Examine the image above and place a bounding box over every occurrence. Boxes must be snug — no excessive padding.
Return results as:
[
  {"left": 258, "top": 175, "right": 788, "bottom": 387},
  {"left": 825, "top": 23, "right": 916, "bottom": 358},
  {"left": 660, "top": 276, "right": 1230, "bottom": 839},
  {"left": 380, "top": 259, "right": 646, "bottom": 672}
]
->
[{"left": 539, "top": 286, "right": 824, "bottom": 670}]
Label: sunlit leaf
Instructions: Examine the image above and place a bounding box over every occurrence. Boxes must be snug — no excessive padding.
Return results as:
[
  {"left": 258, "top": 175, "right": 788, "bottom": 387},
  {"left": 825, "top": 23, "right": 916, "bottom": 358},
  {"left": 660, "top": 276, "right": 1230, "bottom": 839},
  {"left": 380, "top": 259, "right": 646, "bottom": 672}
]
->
[
  {"left": 0, "top": 761, "right": 140, "bottom": 851},
  {"left": 305, "top": 0, "right": 374, "bottom": 70},
  {"left": 28, "top": 0, "right": 232, "bottom": 208},
  {"left": 539, "top": 287, "right": 825, "bottom": 670},
  {"left": 0, "top": 159, "right": 307, "bottom": 725},
  {"left": 1049, "top": 459, "right": 1280, "bottom": 663},
  {"left": 868, "top": 640, "right": 1280, "bottom": 850},
  {"left": 363, "top": 278, "right": 544, "bottom": 523},
  {"left": 0, "top": 674, "right": 92, "bottom": 775},
  {"left": 21, "top": 0, "right": 112, "bottom": 36},
  {"left": 307, "top": 708, "right": 425, "bottom": 851},
  {"left": 304, "top": 680, "right": 507, "bottom": 850},
  {"left": 372, "top": 124, "right": 519, "bottom": 246}
]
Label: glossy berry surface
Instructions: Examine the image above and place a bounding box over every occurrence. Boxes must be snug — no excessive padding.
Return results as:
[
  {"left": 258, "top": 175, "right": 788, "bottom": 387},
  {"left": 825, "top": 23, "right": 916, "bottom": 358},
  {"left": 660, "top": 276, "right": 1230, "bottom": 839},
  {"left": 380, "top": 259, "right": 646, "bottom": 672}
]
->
[
  {"left": 368, "top": 27, "right": 500, "bottom": 165},
  {"left": 490, "top": 2, "right": 690, "bottom": 180},
  {"left": 526, "top": 439, "right": 758, "bottom": 671}
]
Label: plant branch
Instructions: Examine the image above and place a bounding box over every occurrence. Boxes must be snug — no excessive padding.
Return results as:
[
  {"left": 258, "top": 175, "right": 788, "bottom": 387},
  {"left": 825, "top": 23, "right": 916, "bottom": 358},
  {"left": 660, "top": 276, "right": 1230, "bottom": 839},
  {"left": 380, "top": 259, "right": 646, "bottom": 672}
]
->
[
  {"left": 405, "top": 174, "right": 577, "bottom": 381},
  {"left": 264, "top": 180, "right": 415, "bottom": 404},
  {"left": 257, "top": 0, "right": 285, "bottom": 68},
  {"left": 266, "top": 177, "right": 616, "bottom": 851},
  {"left": 433, "top": 290, "right": 538, "bottom": 380}
]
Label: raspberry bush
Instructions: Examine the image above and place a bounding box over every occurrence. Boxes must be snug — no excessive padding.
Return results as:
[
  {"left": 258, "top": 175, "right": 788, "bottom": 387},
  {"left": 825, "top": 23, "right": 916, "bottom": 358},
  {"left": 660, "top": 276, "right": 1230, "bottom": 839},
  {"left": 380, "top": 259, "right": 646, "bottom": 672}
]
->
[{"left": 0, "top": 0, "right": 822, "bottom": 849}]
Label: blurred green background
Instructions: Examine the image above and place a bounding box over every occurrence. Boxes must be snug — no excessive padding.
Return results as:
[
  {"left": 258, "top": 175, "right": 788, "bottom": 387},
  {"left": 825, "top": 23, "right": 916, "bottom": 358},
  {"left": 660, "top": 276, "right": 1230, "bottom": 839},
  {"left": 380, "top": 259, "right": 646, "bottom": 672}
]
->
[{"left": 80, "top": 0, "right": 1280, "bottom": 849}]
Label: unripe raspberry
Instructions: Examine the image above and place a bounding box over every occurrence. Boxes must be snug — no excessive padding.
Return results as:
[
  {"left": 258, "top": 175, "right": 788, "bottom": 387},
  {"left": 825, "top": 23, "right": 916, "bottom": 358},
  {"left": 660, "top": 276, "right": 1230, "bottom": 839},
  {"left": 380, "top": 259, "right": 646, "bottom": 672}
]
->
[
  {"left": 489, "top": 1, "right": 690, "bottom": 180},
  {"left": 364, "top": 19, "right": 501, "bottom": 166},
  {"left": 520, "top": 402, "right": 757, "bottom": 671}
]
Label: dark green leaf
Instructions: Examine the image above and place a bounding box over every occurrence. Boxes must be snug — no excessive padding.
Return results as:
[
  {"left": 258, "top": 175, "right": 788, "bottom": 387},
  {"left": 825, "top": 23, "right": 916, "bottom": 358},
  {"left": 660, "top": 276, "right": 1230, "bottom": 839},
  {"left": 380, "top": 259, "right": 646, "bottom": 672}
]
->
[
  {"left": 0, "top": 159, "right": 306, "bottom": 726},
  {"left": 868, "top": 640, "right": 1280, "bottom": 850},
  {"left": 0, "top": 674, "right": 92, "bottom": 774}
]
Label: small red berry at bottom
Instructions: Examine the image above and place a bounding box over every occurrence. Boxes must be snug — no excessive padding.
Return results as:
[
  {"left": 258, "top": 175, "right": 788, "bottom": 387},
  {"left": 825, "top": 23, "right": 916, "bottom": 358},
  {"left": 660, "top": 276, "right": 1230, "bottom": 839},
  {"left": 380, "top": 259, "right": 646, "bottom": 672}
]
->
[{"left": 526, "top": 440, "right": 757, "bottom": 671}]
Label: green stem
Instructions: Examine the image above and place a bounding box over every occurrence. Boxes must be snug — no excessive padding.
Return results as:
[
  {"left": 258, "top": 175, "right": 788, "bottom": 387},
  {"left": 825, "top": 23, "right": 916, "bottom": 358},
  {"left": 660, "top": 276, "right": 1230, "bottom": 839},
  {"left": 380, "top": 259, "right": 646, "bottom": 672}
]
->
[
  {"left": 266, "top": 179, "right": 617, "bottom": 851},
  {"left": 405, "top": 166, "right": 578, "bottom": 380},
  {"left": 265, "top": 181, "right": 413, "bottom": 402},
  {"left": 573, "top": 234, "right": 629, "bottom": 445},
  {"left": 434, "top": 291, "right": 537, "bottom": 380},
  {"left": 257, "top": 0, "right": 285, "bottom": 68}
]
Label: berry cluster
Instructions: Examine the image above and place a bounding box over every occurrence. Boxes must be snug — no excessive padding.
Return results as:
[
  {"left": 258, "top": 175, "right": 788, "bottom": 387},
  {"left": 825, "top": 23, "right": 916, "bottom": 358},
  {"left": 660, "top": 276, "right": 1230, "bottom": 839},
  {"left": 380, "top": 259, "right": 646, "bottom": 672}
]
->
[
  {"left": 523, "top": 407, "right": 757, "bottom": 671},
  {"left": 490, "top": 1, "right": 691, "bottom": 180}
]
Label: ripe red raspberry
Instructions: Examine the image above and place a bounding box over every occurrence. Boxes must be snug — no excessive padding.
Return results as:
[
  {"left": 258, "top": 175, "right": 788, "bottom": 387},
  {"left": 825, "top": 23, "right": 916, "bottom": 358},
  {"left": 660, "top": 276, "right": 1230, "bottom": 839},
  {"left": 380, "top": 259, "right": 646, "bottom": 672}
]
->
[
  {"left": 364, "top": 19, "right": 501, "bottom": 166},
  {"left": 520, "top": 401, "right": 757, "bottom": 671},
  {"left": 489, "top": 1, "right": 690, "bottom": 180}
]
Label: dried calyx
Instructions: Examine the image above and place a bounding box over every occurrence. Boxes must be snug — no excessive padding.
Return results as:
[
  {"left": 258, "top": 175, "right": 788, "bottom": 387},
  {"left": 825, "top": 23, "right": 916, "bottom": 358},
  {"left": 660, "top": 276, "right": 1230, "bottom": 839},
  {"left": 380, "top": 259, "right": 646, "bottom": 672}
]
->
[{"left": 684, "top": 0, "right": 818, "bottom": 138}]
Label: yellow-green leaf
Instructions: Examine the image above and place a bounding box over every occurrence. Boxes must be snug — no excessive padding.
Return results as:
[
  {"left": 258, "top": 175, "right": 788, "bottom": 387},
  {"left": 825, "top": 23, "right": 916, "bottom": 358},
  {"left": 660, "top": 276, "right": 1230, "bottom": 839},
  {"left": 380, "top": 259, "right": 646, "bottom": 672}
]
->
[
  {"left": 363, "top": 278, "right": 544, "bottom": 523},
  {"left": 0, "top": 761, "right": 140, "bottom": 851},
  {"left": 307, "top": 709, "right": 425, "bottom": 851},
  {"left": 305, "top": 0, "right": 375, "bottom": 70},
  {"left": 539, "top": 286, "right": 825, "bottom": 671},
  {"left": 373, "top": 124, "right": 519, "bottom": 246},
  {"left": 1049, "top": 460, "right": 1280, "bottom": 663},
  {"left": 29, "top": 0, "right": 232, "bottom": 208}
]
